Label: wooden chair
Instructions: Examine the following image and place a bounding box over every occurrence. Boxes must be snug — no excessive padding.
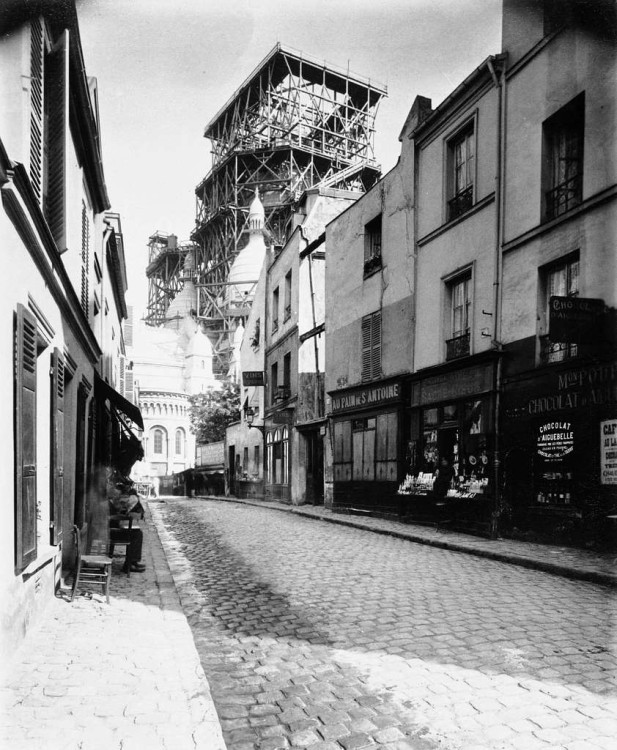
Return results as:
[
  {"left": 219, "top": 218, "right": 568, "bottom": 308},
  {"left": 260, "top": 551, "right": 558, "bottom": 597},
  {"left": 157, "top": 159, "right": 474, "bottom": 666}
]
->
[
  {"left": 108, "top": 527, "right": 133, "bottom": 577},
  {"left": 70, "top": 524, "right": 112, "bottom": 604}
]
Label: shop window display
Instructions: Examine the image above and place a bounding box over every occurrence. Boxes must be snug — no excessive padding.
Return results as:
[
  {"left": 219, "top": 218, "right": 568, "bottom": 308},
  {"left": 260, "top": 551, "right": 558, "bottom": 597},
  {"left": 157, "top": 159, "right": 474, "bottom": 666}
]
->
[{"left": 400, "top": 398, "right": 492, "bottom": 498}]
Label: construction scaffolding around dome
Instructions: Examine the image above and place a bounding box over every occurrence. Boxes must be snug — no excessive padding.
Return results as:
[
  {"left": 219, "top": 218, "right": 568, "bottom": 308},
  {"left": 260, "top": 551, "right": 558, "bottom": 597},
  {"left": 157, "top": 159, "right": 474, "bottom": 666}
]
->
[{"left": 145, "top": 43, "right": 386, "bottom": 374}]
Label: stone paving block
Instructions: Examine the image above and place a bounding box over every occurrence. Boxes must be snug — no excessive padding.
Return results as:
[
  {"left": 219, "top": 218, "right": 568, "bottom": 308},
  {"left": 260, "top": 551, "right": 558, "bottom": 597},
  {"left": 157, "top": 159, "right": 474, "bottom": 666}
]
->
[
  {"left": 289, "top": 728, "right": 322, "bottom": 746},
  {"left": 259, "top": 736, "right": 291, "bottom": 750},
  {"left": 338, "top": 732, "right": 374, "bottom": 749}
]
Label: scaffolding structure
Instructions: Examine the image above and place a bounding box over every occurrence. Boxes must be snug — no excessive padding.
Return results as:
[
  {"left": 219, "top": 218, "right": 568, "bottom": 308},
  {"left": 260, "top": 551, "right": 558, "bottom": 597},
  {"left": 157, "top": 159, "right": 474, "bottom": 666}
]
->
[
  {"left": 144, "top": 232, "right": 199, "bottom": 326},
  {"left": 153, "top": 44, "right": 386, "bottom": 371}
]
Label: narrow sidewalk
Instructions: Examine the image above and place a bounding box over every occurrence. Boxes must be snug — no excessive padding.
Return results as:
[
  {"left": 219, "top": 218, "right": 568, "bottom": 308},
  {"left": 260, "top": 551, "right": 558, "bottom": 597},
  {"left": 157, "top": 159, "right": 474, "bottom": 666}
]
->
[
  {"left": 0, "top": 503, "right": 226, "bottom": 750},
  {"left": 197, "top": 494, "right": 617, "bottom": 587}
]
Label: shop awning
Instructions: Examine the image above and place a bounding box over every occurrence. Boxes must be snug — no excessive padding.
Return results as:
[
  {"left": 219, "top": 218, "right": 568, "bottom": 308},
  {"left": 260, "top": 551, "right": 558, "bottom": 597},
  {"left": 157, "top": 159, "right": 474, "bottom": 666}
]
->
[{"left": 94, "top": 373, "right": 143, "bottom": 429}]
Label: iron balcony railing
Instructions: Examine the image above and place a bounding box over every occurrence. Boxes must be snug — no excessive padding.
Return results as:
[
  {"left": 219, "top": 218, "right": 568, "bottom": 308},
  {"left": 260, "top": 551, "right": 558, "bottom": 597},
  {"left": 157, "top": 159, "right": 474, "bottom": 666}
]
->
[
  {"left": 274, "top": 385, "right": 291, "bottom": 402},
  {"left": 448, "top": 185, "right": 473, "bottom": 221},
  {"left": 545, "top": 173, "right": 582, "bottom": 220},
  {"left": 539, "top": 335, "right": 578, "bottom": 365},
  {"left": 446, "top": 331, "right": 470, "bottom": 360}
]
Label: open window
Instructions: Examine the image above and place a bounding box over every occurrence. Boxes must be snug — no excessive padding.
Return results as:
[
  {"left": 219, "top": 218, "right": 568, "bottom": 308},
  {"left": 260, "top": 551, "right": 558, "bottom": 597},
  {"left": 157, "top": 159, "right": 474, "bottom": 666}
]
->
[
  {"left": 543, "top": 94, "right": 584, "bottom": 221},
  {"left": 447, "top": 121, "right": 475, "bottom": 221},
  {"left": 364, "top": 214, "right": 382, "bottom": 277}
]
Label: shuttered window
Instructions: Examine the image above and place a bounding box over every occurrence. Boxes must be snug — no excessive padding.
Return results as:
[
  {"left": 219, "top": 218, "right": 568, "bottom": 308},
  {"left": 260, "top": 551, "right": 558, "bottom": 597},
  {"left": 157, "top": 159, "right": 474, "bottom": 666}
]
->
[
  {"left": 15, "top": 304, "right": 38, "bottom": 572},
  {"left": 81, "top": 202, "right": 90, "bottom": 316},
  {"left": 50, "top": 349, "right": 65, "bottom": 546},
  {"left": 29, "top": 18, "right": 44, "bottom": 205},
  {"left": 44, "top": 30, "right": 69, "bottom": 252},
  {"left": 361, "top": 311, "right": 381, "bottom": 382}
]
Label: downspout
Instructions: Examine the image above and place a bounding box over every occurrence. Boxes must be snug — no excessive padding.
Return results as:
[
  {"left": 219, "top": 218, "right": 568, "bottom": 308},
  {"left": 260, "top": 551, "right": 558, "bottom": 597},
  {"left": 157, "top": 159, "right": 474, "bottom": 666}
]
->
[
  {"left": 299, "top": 225, "right": 321, "bottom": 399},
  {"left": 486, "top": 55, "right": 507, "bottom": 538},
  {"left": 101, "top": 221, "right": 113, "bottom": 370}
]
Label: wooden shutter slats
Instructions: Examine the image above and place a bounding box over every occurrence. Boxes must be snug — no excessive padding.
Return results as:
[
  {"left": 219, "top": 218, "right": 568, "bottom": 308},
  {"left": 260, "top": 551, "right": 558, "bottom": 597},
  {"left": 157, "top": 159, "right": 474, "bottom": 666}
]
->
[
  {"left": 43, "top": 30, "right": 69, "bottom": 252},
  {"left": 30, "top": 18, "right": 44, "bottom": 203},
  {"left": 50, "top": 349, "right": 64, "bottom": 546},
  {"left": 15, "top": 304, "right": 38, "bottom": 572}
]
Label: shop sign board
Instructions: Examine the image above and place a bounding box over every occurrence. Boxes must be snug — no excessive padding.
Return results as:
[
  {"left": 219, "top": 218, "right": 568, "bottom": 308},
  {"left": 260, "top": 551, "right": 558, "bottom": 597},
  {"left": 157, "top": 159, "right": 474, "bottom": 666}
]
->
[
  {"left": 549, "top": 296, "right": 604, "bottom": 343},
  {"left": 196, "top": 441, "right": 225, "bottom": 467},
  {"left": 411, "top": 363, "right": 493, "bottom": 407},
  {"left": 330, "top": 380, "right": 402, "bottom": 414},
  {"left": 504, "top": 360, "right": 617, "bottom": 420},
  {"left": 600, "top": 419, "right": 617, "bottom": 485},
  {"left": 243, "top": 371, "right": 265, "bottom": 386},
  {"left": 536, "top": 421, "right": 574, "bottom": 460}
]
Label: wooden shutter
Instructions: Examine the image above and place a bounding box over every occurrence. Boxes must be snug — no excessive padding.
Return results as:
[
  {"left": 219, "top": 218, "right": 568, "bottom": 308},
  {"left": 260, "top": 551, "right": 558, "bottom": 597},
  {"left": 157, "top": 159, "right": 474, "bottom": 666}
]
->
[
  {"left": 119, "top": 356, "right": 125, "bottom": 397},
  {"left": 29, "top": 18, "right": 44, "bottom": 204},
  {"left": 80, "top": 202, "right": 90, "bottom": 315},
  {"left": 49, "top": 349, "right": 64, "bottom": 546},
  {"left": 44, "top": 30, "right": 69, "bottom": 252},
  {"left": 361, "top": 315, "right": 372, "bottom": 382},
  {"left": 125, "top": 369, "right": 134, "bottom": 403},
  {"left": 15, "top": 304, "right": 38, "bottom": 572},
  {"left": 371, "top": 311, "right": 382, "bottom": 379}
]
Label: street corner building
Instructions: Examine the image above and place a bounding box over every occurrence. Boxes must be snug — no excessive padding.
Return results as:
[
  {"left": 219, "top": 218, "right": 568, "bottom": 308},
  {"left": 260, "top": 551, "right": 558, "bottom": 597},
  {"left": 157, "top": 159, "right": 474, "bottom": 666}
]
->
[{"left": 0, "top": 1, "right": 143, "bottom": 657}]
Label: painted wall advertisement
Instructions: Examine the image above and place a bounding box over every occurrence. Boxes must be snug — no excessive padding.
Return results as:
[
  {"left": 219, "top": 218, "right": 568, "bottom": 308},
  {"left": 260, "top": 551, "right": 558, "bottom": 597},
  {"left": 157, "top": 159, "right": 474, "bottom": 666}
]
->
[
  {"left": 600, "top": 419, "right": 617, "bottom": 485},
  {"left": 536, "top": 421, "right": 574, "bottom": 460}
]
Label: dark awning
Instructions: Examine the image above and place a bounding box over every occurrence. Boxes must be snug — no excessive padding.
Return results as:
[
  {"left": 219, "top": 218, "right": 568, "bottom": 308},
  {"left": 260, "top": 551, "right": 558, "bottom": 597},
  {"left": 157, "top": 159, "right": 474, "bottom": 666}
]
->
[{"left": 94, "top": 373, "right": 143, "bottom": 429}]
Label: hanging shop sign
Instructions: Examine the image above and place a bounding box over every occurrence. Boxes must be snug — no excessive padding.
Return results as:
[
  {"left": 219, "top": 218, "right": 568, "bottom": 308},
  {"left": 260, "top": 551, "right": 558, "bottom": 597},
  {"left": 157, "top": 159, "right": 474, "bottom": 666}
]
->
[
  {"left": 549, "top": 296, "right": 604, "bottom": 344},
  {"left": 536, "top": 421, "right": 574, "bottom": 460},
  {"left": 600, "top": 419, "right": 617, "bottom": 485},
  {"left": 243, "top": 371, "right": 265, "bottom": 386}
]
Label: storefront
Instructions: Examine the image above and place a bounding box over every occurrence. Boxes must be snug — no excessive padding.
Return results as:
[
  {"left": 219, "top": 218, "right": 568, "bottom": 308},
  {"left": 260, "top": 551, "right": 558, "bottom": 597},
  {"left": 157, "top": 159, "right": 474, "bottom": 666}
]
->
[
  {"left": 265, "top": 411, "right": 292, "bottom": 502},
  {"left": 329, "top": 377, "right": 403, "bottom": 514},
  {"left": 400, "top": 355, "right": 500, "bottom": 534},
  {"left": 501, "top": 356, "right": 617, "bottom": 548}
]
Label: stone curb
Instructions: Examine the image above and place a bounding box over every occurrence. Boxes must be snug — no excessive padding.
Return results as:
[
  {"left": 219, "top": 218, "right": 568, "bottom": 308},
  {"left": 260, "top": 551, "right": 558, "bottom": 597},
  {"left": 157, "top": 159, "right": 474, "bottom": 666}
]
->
[{"left": 181, "top": 494, "right": 617, "bottom": 588}]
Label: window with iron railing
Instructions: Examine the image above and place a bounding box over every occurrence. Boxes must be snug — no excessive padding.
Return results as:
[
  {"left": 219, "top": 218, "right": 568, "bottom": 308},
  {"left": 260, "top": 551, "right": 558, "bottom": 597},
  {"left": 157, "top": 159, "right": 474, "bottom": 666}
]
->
[
  {"left": 544, "top": 94, "right": 584, "bottom": 221},
  {"left": 284, "top": 271, "right": 292, "bottom": 321},
  {"left": 446, "top": 273, "right": 471, "bottom": 360},
  {"left": 540, "top": 256, "right": 579, "bottom": 364},
  {"left": 272, "top": 286, "right": 279, "bottom": 333},
  {"left": 446, "top": 332, "right": 471, "bottom": 360},
  {"left": 447, "top": 125, "right": 474, "bottom": 221}
]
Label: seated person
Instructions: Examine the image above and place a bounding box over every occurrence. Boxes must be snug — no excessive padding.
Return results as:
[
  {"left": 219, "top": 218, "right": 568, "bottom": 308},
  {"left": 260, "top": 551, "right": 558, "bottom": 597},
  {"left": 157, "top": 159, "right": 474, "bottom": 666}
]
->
[{"left": 107, "top": 476, "right": 146, "bottom": 573}]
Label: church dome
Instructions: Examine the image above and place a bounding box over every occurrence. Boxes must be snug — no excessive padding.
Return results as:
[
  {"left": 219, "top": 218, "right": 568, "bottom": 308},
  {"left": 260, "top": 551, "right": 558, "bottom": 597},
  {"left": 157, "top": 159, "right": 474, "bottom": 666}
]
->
[{"left": 226, "top": 190, "right": 267, "bottom": 306}]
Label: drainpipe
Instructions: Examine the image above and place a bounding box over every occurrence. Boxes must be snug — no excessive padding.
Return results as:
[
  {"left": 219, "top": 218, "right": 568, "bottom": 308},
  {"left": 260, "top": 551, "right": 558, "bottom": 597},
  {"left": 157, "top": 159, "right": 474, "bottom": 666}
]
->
[
  {"left": 486, "top": 55, "right": 507, "bottom": 538},
  {"left": 101, "top": 221, "right": 113, "bottom": 371},
  {"left": 299, "top": 225, "right": 321, "bottom": 396}
]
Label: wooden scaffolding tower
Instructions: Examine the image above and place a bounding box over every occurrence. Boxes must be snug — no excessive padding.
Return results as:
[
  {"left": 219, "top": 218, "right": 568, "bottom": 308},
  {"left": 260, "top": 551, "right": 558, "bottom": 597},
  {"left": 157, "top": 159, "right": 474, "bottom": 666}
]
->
[{"left": 192, "top": 44, "right": 386, "bottom": 372}]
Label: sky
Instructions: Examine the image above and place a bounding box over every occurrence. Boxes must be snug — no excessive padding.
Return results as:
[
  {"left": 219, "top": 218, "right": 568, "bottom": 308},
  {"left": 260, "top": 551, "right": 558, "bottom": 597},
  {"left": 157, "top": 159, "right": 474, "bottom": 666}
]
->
[{"left": 76, "top": 0, "right": 502, "bottom": 315}]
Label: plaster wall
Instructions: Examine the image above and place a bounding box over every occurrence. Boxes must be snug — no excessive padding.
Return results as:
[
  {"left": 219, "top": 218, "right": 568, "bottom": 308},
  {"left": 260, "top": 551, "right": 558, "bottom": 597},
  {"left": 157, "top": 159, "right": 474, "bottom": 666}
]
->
[
  {"left": 415, "top": 205, "right": 497, "bottom": 370},
  {"left": 417, "top": 86, "right": 498, "bottom": 240},
  {"left": 501, "top": 200, "right": 617, "bottom": 345},
  {"left": 504, "top": 25, "right": 617, "bottom": 242},
  {"left": 325, "top": 163, "right": 414, "bottom": 394},
  {"left": 0, "top": 197, "right": 95, "bottom": 667}
]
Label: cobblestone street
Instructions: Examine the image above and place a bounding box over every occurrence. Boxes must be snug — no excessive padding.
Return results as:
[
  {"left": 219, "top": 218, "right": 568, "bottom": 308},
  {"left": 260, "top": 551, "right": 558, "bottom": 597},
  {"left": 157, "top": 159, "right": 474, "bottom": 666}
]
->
[{"left": 151, "top": 498, "right": 617, "bottom": 750}]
